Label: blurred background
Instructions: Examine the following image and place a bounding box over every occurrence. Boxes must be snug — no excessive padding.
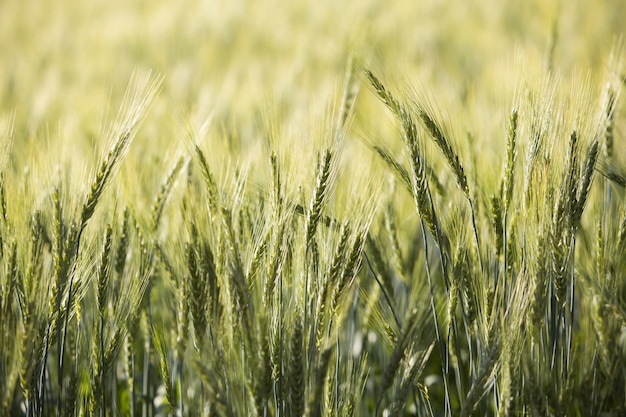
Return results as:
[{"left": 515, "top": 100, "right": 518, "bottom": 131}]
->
[
  {"left": 0, "top": 0, "right": 624, "bottom": 205},
  {"left": 2, "top": 0, "right": 624, "bottom": 129}
]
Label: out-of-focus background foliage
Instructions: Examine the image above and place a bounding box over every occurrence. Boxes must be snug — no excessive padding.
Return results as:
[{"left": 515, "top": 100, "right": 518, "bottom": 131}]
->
[
  {"left": 1, "top": 0, "right": 623, "bottom": 199},
  {"left": 2, "top": 0, "right": 623, "bottom": 131}
]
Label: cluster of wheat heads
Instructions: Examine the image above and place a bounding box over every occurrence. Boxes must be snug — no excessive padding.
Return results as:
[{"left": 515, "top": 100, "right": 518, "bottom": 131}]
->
[
  {"left": 1, "top": 57, "right": 626, "bottom": 416},
  {"left": 363, "top": 52, "right": 626, "bottom": 416}
]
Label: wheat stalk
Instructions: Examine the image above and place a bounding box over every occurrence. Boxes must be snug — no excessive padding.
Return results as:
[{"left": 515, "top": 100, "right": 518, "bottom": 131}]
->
[
  {"left": 572, "top": 140, "right": 599, "bottom": 229},
  {"left": 289, "top": 314, "right": 305, "bottom": 417},
  {"left": 416, "top": 106, "right": 469, "bottom": 197},
  {"left": 186, "top": 226, "right": 208, "bottom": 347},
  {"left": 151, "top": 156, "right": 185, "bottom": 232},
  {"left": 305, "top": 347, "right": 333, "bottom": 417},
  {"left": 305, "top": 148, "right": 334, "bottom": 251}
]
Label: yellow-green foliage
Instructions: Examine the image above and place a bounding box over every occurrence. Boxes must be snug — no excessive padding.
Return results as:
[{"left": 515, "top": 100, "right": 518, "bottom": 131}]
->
[{"left": 1, "top": 0, "right": 626, "bottom": 416}]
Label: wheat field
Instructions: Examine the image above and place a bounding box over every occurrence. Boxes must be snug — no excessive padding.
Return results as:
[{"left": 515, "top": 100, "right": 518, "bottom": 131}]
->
[{"left": 1, "top": 0, "right": 625, "bottom": 416}]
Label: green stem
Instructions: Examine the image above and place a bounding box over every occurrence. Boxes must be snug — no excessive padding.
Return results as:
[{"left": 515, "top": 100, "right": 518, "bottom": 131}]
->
[{"left": 420, "top": 219, "right": 453, "bottom": 416}]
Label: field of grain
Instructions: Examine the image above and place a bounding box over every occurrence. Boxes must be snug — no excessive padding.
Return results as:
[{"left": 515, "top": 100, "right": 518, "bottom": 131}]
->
[{"left": 1, "top": 0, "right": 625, "bottom": 416}]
